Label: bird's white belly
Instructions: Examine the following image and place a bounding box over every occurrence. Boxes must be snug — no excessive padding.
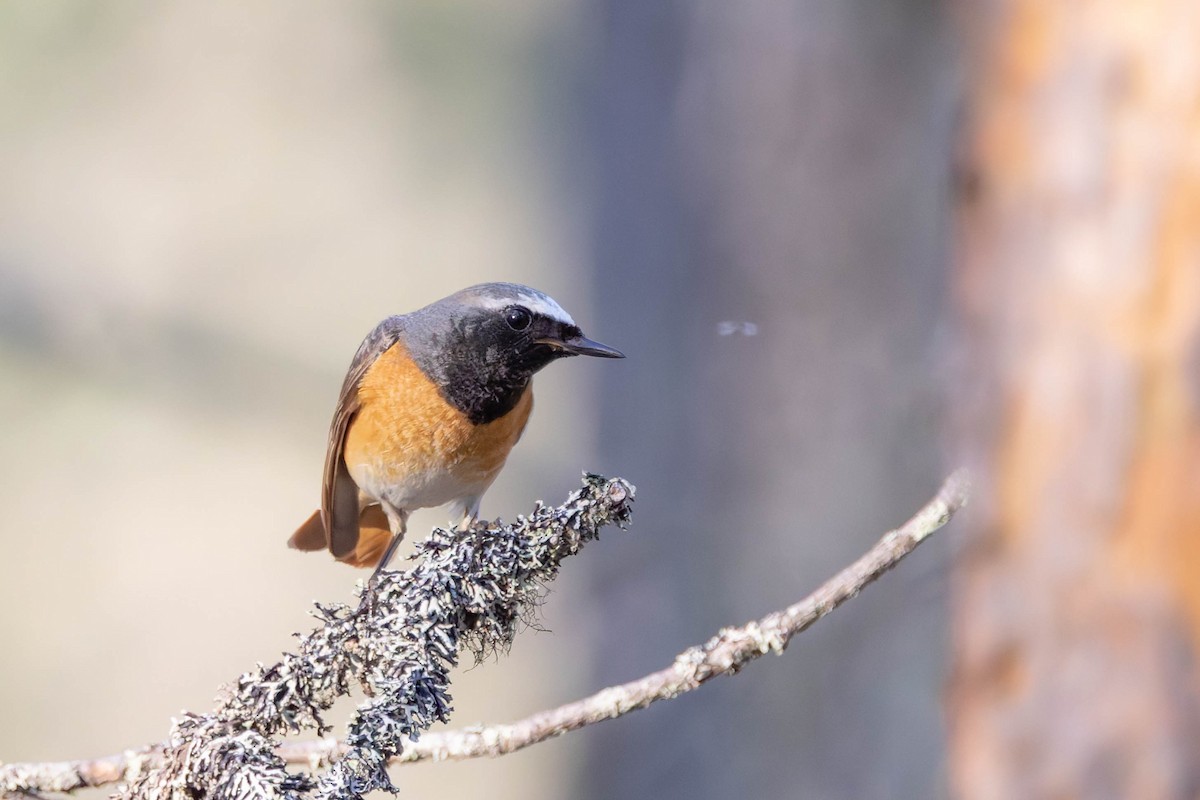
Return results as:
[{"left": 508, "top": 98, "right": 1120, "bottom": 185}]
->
[{"left": 348, "top": 457, "right": 486, "bottom": 515}]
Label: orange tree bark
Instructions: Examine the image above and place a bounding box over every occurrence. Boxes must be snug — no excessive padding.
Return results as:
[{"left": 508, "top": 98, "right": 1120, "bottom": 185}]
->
[{"left": 951, "top": 2, "right": 1200, "bottom": 798}]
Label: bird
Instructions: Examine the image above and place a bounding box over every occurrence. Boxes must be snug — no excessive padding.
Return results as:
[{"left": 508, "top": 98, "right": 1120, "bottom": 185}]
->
[{"left": 289, "top": 282, "right": 624, "bottom": 573}]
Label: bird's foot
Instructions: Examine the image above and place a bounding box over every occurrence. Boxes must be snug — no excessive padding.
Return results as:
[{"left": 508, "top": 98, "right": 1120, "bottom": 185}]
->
[{"left": 455, "top": 517, "right": 491, "bottom": 534}]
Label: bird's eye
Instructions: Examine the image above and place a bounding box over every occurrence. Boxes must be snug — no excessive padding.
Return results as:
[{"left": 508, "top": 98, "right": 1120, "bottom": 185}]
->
[{"left": 504, "top": 305, "right": 533, "bottom": 331}]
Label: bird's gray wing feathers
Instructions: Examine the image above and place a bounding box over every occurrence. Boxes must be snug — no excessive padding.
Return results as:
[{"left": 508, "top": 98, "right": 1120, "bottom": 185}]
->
[{"left": 322, "top": 316, "right": 405, "bottom": 559}]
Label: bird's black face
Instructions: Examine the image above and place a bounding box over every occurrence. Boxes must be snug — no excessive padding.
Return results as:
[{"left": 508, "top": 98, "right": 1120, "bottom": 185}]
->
[
  {"left": 491, "top": 303, "right": 625, "bottom": 374},
  {"left": 411, "top": 288, "right": 623, "bottom": 425}
]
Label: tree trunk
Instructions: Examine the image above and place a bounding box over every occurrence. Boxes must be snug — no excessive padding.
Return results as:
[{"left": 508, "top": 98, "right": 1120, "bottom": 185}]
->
[{"left": 950, "top": 3, "right": 1200, "bottom": 798}]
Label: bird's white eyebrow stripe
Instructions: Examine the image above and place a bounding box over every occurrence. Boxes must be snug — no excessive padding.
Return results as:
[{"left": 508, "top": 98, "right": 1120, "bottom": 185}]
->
[{"left": 473, "top": 292, "right": 576, "bottom": 326}]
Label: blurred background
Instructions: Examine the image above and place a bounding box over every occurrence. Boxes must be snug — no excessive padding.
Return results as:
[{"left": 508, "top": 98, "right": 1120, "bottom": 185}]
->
[{"left": 1, "top": 2, "right": 1197, "bottom": 800}]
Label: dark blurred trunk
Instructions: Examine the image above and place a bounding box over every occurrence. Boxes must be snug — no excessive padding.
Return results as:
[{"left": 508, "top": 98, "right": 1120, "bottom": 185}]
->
[
  {"left": 949, "top": 3, "right": 1200, "bottom": 798},
  {"left": 578, "top": 2, "right": 956, "bottom": 798}
]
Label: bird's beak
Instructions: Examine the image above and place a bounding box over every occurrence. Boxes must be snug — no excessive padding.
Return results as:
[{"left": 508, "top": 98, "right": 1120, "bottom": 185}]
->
[{"left": 538, "top": 334, "right": 625, "bottom": 359}]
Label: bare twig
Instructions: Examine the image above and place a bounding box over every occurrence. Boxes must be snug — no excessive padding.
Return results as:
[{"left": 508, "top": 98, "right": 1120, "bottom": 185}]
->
[
  {"left": 0, "top": 471, "right": 968, "bottom": 797},
  {"left": 282, "top": 468, "right": 971, "bottom": 765}
]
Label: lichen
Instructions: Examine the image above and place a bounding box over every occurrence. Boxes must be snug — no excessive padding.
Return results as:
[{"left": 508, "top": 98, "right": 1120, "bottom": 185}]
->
[{"left": 118, "top": 474, "right": 635, "bottom": 800}]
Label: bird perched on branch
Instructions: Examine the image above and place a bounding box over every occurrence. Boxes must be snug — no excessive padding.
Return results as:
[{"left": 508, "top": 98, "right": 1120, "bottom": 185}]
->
[{"left": 290, "top": 282, "right": 624, "bottom": 572}]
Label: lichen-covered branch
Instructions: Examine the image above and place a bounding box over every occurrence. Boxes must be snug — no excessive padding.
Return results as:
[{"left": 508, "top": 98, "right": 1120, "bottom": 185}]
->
[
  {"left": 280, "top": 469, "right": 971, "bottom": 765},
  {"left": 0, "top": 475, "right": 634, "bottom": 800},
  {"left": 0, "top": 471, "right": 968, "bottom": 798}
]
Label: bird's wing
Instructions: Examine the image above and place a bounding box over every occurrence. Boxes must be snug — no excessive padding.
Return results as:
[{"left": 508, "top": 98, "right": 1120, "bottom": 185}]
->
[{"left": 322, "top": 317, "right": 405, "bottom": 559}]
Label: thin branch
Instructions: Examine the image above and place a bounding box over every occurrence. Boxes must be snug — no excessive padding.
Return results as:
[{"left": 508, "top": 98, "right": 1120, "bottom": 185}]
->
[
  {"left": 0, "top": 471, "right": 967, "bottom": 795},
  {"left": 278, "top": 468, "right": 971, "bottom": 766}
]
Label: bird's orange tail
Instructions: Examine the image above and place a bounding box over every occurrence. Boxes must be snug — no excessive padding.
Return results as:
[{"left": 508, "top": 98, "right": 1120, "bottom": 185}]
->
[
  {"left": 340, "top": 504, "right": 394, "bottom": 568},
  {"left": 287, "top": 505, "right": 395, "bottom": 568},
  {"left": 289, "top": 510, "right": 326, "bottom": 551}
]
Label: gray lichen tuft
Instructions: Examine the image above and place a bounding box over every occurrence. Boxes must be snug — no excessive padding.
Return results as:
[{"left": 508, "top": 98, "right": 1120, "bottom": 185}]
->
[{"left": 118, "top": 474, "right": 634, "bottom": 800}]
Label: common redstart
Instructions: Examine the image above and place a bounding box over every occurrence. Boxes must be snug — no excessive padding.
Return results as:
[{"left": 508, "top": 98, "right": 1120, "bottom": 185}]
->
[{"left": 289, "top": 283, "right": 624, "bottom": 572}]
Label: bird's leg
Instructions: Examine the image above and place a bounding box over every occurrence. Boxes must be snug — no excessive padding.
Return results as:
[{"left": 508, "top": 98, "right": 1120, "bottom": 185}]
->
[
  {"left": 454, "top": 497, "right": 486, "bottom": 532},
  {"left": 372, "top": 504, "right": 409, "bottom": 580},
  {"left": 361, "top": 505, "right": 407, "bottom": 615}
]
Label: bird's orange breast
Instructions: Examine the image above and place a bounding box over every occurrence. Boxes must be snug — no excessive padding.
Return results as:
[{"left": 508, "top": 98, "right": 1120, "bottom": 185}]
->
[{"left": 342, "top": 342, "right": 533, "bottom": 504}]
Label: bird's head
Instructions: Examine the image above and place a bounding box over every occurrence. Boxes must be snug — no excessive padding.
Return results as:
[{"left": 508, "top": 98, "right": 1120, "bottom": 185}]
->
[{"left": 407, "top": 282, "right": 624, "bottom": 423}]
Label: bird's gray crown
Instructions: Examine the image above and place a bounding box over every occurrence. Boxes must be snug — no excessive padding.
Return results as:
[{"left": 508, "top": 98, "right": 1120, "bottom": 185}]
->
[{"left": 446, "top": 282, "right": 576, "bottom": 327}]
